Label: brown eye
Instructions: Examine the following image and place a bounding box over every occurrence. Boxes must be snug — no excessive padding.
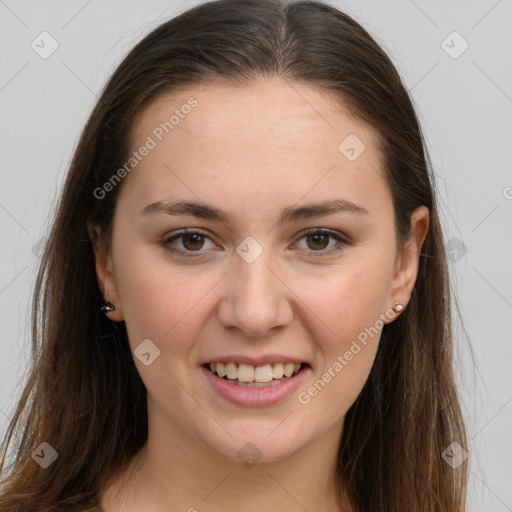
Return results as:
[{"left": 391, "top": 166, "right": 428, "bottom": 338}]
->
[
  {"left": 181, "top": 233, "right": 205, "bottom": 251},
  {"left": 294, "top": 229, "right": 348, "bottom": 257},
  {"left": 305, "top": 232, "right": 330, "bottom": 251},
  {"left": 162, "top": 229, "right": 216, "bottom": 256}
]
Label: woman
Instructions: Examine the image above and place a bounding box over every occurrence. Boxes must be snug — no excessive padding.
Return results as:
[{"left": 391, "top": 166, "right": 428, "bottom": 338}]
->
[{"left": 0, "top": 0, "right": 468, "bottom": 510}]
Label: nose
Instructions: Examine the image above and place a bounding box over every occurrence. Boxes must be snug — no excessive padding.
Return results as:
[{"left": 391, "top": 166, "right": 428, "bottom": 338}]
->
[{"left": 217, "top": 247, "right": 294, "bottom": 338}]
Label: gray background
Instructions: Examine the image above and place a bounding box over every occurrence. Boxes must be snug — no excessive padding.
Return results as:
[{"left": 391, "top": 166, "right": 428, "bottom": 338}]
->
[{"left": 1, "top": 0, "right": 511, "bottom": 510}]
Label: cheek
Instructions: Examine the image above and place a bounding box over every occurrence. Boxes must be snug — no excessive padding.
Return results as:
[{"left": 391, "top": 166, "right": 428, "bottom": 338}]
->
[
  {"left": 293, "top": 258, "right": 393, "bottom": 346},
  {"left": 113, "top": 247, "right": 223, "bottom": 350},
  {"left": 291, "top": 258, "right": 392, "bottom": 410}
]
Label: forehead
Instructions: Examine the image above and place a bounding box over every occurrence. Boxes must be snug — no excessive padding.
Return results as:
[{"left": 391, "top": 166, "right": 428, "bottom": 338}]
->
[
  {"left": 135, "top": 77, "right": 378, "bottom": 155},
  {"left": 122, "top": 77, "right": 388, "bottom": 217}
]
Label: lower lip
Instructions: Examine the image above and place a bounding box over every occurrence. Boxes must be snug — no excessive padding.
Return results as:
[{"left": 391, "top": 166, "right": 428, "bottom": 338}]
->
[{"left": 200, "top": 365, "right": 311, "bottom": 407}]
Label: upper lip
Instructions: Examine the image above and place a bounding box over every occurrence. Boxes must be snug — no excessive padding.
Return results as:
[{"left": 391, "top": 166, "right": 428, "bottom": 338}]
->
[{"left": 202, "top": 354, "right": 311, "bottom": 367}]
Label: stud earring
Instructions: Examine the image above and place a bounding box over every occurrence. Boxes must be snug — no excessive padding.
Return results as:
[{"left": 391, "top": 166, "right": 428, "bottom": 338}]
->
[
  {"left": 393, "top": 303, "right": 403, "bottom": 313},
  {"left": 100, "top": 302, "right": 115, "bottom": 314}
]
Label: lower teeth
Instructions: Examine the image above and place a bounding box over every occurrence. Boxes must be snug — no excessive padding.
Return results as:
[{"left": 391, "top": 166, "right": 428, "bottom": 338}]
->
[
  {"left": 231, "top": 379, "right": 287, "bottom": 388},
  {"left": 219, "top": 373, "right": 298, "bottom": 388}
]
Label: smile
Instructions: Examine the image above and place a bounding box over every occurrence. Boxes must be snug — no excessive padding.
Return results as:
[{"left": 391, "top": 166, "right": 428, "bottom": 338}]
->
[
  {"left": 207, "top": 361, "right": 304, "bottom": 386},
  {"left": 201, "top": 362, "right": 311, "bottom": 407}
]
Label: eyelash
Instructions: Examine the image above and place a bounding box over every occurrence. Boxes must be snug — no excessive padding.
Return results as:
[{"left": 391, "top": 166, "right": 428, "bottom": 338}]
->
[{"left": 161, "top": 228, "right": 349, "bottom": 258}]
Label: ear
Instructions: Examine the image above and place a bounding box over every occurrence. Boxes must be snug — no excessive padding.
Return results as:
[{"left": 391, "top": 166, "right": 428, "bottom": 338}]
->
[
  {"left": 386, "top": 205, "right": 429, "bottom": 320},
  {"left": 88, "top": 222, "right": 124, "bottom": 322}
]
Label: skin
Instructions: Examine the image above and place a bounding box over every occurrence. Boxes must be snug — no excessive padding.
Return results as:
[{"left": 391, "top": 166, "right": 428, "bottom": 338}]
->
[{"left": 93, "top": 77, "right": 429, "bottom": 512}]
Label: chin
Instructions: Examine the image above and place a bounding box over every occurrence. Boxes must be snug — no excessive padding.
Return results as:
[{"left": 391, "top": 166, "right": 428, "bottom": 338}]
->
[{"left": 197, "top": 420, "right": 313, "bottom": 466}]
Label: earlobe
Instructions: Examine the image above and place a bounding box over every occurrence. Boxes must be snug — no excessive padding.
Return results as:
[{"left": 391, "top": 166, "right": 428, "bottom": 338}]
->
[
  {"left": 88, "top": 222, "right": 124, "bottom": 322},
  {"left": 387, "top": 206, "right": 430, "bottom": 316}
]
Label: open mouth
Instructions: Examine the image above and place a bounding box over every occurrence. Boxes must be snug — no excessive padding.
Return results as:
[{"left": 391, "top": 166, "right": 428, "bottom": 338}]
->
[{"left": 202, "top": 362, "right": 310, "bottom": 388}]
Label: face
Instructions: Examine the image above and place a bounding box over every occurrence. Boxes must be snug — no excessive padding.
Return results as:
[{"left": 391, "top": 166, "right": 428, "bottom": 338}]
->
[{"left": 93, "top": 77, "right": 428, "bottom": 465}]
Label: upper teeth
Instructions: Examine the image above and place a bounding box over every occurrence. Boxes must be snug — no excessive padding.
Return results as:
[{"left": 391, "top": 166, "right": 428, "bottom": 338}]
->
[{"left": 209, "top": 362, "right": 302, "bottom": 382}]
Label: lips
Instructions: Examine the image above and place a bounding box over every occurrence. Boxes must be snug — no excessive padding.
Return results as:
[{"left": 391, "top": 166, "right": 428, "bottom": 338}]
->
[
  {"left": 202, "top": 354, "right": 311, "bottom": 367},
  {"left": 201, "top": 363, "right": 311, "bottom": 406}
]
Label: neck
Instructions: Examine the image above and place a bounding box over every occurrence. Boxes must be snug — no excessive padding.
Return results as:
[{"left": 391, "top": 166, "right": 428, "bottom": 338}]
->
[{"left": 100, "top": 410, "right": 350, "bottom": 512}]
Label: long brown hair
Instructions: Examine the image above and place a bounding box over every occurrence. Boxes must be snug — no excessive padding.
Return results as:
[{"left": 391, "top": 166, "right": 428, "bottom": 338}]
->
[{"left": 0, "top": 1, "right": 468, "bottom": 510}]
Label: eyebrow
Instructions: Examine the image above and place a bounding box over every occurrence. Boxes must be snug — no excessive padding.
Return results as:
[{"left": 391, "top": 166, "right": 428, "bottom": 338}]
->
[{"left": 140, "top": 198, "right": 368, "bottom": 224}]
